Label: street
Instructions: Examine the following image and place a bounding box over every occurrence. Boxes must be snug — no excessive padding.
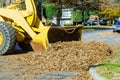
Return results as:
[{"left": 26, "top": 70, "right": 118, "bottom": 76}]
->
[{"left": 82, "top": 29, "right": 120, "bottom": 50}]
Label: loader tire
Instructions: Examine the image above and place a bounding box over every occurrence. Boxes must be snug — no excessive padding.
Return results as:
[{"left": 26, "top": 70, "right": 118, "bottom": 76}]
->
[
  {"left": 0, "top": 22, "right": 16, "bottom": 55},
  {"left": 18, "top": 42, "right": 33, "bottom": 51}
]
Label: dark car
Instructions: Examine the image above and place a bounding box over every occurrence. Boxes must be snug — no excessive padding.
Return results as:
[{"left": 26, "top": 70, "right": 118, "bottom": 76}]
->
[
  {"left": 83, "top": 21, "right": 91, "bottom": 26},
  {"left": 100, "top": 19, "right": 107, "bottom": 25},
  {"left": 113, "top": 21, "right": 120, "bottom": 32},
  {"left": 92, "top": 20, "right": 98, "bottom": 25},
  {"left": 84, "top": 20, "right": 98, "bottom": 26}
]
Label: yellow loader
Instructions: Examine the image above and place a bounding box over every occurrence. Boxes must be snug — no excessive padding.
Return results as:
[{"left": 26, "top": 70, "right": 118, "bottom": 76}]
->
[{"left": 0, "top": 0, "right": 83, "bottom": 55}]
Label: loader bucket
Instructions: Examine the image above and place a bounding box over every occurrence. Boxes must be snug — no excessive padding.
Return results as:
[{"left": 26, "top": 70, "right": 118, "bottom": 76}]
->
[
  {"left": 48, "top": 26, "right": 83, "bottom": 43},
  {"left": 31, "top": 26, "right": 83, "bottom": 53}
]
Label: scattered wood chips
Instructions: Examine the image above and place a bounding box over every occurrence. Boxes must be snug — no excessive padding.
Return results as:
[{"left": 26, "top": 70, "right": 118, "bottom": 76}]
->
[
  {"left": 0, "top": 41, "right": 112, "bottom": 80},
  {"left": 98, "top": 32, "right": 116, "bottom": 37}
]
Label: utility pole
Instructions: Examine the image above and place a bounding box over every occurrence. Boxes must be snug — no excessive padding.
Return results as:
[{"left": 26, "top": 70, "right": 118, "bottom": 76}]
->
[
  {"left": 57, "top": 0, "right": 61, "bottom": 26},
  {"left": 80, "top": 0, "right": 90, "bottom": 23},
  {"left": 79, "top": 0, "right": 85, "bottom": 23}
]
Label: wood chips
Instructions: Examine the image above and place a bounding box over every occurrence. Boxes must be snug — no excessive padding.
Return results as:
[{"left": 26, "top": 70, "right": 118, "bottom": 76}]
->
[{"left": 0, "top": 41, "right": 112, "bottom": 80}]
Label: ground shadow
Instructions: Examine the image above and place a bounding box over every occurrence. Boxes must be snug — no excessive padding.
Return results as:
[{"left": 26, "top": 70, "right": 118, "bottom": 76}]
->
[{"left": 4, "top": 49, "right": 33, "bottom": 56}]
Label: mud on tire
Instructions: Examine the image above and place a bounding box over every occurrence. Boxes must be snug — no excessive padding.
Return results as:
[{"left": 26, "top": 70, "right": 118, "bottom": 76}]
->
[{"left": 0, "top": 22, "right": 16, "bottom": 55}]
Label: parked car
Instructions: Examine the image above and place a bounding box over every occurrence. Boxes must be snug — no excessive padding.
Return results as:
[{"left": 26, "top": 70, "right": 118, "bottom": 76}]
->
[
  {"left": 100, "top": 19, "right": 107, "bottom": 25},
  {"left": 83, "top": 21, "right": 91, "bottom": 26},
  {"left": 83, "top": 20, "right": 98, "bottom": 26},
  {"left": 113, "top": 21, "right": 120, "bottom": 32},
  {"left": 92, "top": 20, "right": 98, "bottom": 25}
]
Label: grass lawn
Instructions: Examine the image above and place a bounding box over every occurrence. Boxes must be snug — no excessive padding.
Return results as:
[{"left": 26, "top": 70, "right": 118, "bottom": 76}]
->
[
  {"left": 84, "top": 25, "right": 112, "bottom": 29},
  {"left": 95, "top": 50, "right": 120, "bottom": 80},
  {"left": 82, "top": 25, "right": 112, "bottom": 32}
]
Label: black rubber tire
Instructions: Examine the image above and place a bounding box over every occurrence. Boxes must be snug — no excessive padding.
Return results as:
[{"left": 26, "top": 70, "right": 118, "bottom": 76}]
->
[
  {"left": 0, "top": 22, "right": 16, "bottom": 55},
  {"left": 18, "top": 42, "right": 33, "bottom": 51}
]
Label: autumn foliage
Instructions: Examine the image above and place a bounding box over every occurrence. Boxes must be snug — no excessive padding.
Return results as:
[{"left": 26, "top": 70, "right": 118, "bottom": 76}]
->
[{"left": 100, "top": 0, "right": 120, "bottom": 18}]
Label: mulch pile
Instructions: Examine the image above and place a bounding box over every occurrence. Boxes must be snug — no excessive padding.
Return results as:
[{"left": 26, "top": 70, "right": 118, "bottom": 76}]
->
[{"left": 0, "top": 41, "right": 112, "bottom": 80}]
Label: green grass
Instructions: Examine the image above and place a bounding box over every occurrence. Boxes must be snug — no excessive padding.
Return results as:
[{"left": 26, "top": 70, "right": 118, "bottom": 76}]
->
[
  {"left": 95, "top": 51, "right": 120, "bottom": 80},
  {"left": 82, "top": 28, "right": 95, "bottom": 32},
  {"left": 84, "top": 25, "right": 112, "bottom": 29},
  {"left": 82, "top": 25, "right": 112, "bottom": 32},
  {"left": 97, "top": 64, "right": 120, "bottom": 79}
]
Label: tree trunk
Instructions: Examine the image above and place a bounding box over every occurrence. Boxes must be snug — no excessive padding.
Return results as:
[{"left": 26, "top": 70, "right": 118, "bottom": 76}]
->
[
  {"left": 57, "top": 8, "right": 61, "bottom": 26},
  {"left": 82, "top": 8, "right": 84, "bottom": 23}
]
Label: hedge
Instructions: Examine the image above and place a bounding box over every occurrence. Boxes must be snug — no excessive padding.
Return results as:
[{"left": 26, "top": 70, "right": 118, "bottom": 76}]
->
[
  {"left": 71, "top": 9, "right": 89, "bottom": 22},
  {"left": 43, "top": 3, "right": 57, "bottom": 19}
]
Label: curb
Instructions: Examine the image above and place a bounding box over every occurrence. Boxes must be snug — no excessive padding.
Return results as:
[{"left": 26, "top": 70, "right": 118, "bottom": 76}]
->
[{"left": 89, "top": 67, "right": 107, "bottom": 80}]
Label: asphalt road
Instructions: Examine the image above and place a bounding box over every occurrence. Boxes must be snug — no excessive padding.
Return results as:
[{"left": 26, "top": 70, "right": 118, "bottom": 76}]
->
[{"left": 82, "top": 29, "right": 120, "bottom": 50}]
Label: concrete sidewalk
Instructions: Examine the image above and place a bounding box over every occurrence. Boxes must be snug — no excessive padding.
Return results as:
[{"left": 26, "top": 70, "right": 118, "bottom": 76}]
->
[{"left": 89, "top": 67, "right": 107, "bottom": 80}]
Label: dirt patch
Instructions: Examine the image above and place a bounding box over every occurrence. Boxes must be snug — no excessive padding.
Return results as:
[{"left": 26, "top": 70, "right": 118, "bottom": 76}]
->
[
  {"left": 98, "top": 32, "right": 116, "bottom": 37},
  {"left": 0, "top": 41, "right": 112, "bottom": 80}
]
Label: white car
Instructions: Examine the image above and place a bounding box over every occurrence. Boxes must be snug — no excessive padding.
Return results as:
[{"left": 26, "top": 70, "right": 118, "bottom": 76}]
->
[{"left": 113, "top": 21, "right": 120, "bottom": 32}]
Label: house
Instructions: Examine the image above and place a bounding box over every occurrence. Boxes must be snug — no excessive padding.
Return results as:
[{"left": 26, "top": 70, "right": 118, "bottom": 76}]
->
[{"left": 60, "top": 8, "right": 73, "bottom": 26}]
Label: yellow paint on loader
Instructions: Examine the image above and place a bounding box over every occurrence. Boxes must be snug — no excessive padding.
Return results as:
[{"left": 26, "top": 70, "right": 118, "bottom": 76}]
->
[
  {"left": 31, "top": 27, "right": 50, "bottom": 52},
  {"left": 0, "top": 31, "right": 3, "bottom": 46}
]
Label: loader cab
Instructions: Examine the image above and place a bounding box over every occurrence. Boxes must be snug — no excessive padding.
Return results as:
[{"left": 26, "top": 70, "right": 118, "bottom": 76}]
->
[
  {"left": 16, "top": 0, "right": 42, "bottom": 20},
  {"left": 6, "top": 0, "right": 42, "bottom": 26},
  {"left": 0, "top": 0, "right": 42, "bottom": 19}
]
